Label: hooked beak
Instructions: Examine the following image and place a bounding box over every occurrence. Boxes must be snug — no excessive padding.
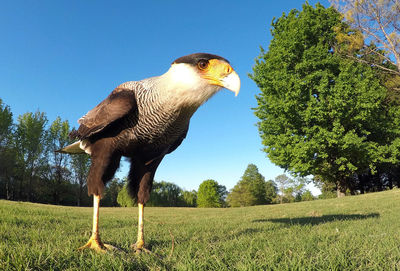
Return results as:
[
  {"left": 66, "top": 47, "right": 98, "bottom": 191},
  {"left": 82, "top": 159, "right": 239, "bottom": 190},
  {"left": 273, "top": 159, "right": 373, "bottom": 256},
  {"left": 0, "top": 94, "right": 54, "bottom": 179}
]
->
[
  {"left": 221, "top": 70, "right": 240, "bottom": 97},
  {"left": 199, "top": 59, "right": 241, "bottom": 97}
]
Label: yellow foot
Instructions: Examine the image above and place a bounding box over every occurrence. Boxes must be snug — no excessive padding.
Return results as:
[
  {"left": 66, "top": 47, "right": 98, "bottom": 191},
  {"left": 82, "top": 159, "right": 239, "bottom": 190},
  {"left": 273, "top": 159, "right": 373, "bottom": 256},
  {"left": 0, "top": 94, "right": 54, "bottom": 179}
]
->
[
  {"left": 78, "top": 235, "right": 118, "bottom": 253},
  {"left": 131, "top": 241, "right": 151, "bottom": 254}
]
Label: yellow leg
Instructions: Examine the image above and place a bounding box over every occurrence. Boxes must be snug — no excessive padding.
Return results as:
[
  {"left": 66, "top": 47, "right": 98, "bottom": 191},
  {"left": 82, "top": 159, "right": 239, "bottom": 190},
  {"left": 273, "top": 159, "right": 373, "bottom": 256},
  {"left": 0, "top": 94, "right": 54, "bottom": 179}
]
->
[
  {"left": 132, "top": 203, "right": 151, "bottom": 253},
  {"left": 78, "top": 195, "right": 117, "bottom": 252}
]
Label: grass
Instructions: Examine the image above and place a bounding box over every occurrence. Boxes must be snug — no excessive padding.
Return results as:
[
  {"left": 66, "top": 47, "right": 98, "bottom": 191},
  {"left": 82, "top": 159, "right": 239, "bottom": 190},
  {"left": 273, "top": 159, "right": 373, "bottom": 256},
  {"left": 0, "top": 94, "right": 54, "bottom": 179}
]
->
[{"left": 1, "top": 190, "right": 400, "bottom": 270}]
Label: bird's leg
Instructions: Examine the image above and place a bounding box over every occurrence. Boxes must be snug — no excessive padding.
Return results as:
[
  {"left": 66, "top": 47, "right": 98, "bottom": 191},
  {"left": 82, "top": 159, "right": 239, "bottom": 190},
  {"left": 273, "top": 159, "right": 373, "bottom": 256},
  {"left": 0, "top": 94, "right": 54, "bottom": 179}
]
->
[
  {"left": 132, "top": 203, "right": 151, "bottom": 253},
  {"left": 78, "top": 194, "right": 117, "bottom": 252}
]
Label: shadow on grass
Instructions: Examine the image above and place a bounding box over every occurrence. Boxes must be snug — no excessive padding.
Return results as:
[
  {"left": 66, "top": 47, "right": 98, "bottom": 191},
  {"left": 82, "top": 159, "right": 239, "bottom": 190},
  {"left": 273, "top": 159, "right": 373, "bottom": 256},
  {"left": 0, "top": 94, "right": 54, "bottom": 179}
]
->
[{"left": 252, "top": 213, "right": 380, "bottom": 226}]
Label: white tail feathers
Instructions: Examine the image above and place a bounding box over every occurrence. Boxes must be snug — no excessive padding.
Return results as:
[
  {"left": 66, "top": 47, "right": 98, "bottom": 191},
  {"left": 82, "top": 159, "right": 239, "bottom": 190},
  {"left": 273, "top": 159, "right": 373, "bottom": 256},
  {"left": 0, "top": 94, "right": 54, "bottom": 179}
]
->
[{"left": 56, "top": 141, "right": 86, "bottom": 154}]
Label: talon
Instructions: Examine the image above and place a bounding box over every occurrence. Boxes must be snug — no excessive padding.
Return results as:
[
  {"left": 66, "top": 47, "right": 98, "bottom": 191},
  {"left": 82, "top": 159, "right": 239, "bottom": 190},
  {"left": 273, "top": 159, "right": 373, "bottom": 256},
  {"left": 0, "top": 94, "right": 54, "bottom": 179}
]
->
[
  {"left": 131, "top": 242, "right": 151, "bottom": 254},
  {"left": 78, "top": 235, "right": 119, "bottom": 253}
]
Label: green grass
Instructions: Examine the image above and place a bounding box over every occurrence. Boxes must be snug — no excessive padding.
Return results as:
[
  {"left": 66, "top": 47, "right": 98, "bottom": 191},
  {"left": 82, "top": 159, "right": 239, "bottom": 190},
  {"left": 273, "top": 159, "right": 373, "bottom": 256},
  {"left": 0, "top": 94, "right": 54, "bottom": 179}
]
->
[{"left": 1, "top": 190, "right": 400, "bottom": 270}]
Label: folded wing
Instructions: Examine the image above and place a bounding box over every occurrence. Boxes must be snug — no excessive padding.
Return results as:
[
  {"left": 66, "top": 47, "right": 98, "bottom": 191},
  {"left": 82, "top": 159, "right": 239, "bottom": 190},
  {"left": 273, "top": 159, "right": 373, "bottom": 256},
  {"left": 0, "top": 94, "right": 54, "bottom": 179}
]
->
[{"left": 72, "top": 87, "right": 138, "bottom": 139}]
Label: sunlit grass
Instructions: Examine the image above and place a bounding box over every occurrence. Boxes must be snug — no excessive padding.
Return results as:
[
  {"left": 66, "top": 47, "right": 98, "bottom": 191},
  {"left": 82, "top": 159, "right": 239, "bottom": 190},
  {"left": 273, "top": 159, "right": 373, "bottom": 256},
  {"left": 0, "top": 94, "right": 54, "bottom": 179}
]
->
[{"left": 1, "top": 190, "right": 400, "bottom": 270}]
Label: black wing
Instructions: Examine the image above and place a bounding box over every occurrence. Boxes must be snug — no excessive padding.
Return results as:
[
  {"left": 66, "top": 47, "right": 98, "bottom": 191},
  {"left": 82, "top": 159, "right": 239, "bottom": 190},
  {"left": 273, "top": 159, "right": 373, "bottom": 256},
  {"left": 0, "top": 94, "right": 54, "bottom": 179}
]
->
[{"left": 72, "top": 87, "right": 138, "bottom": 139}]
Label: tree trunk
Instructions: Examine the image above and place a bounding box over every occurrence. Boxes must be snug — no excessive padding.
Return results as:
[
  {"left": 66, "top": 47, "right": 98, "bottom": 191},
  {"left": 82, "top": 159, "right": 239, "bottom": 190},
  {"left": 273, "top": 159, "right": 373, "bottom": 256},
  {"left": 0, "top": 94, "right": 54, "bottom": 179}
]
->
[
  {"left": 76, "top": 182, "right": 81, "bottom": 206},
  {"left": 53, "top": 167, "right": 62, "bottom": 205},
  {"left": 6, "top": 180, "right": 10, "bottom": 200},
  {"left": 388, "top": 179, "right": 393, "bottom": 190},
  {"left": 336, "top": 180, "right": 346, "bottom": 198},
  {"left": 27, "top": 173, "right": 33, "bottom": 202},
  {"left": 77, "top": 175, "right": 84, "bottom": 206},
  {"left": 337, "top": 188, "right": 345, "bottom": 197},
  {"left": 18, "top": 169, "right": 24, "bottom": 201}
]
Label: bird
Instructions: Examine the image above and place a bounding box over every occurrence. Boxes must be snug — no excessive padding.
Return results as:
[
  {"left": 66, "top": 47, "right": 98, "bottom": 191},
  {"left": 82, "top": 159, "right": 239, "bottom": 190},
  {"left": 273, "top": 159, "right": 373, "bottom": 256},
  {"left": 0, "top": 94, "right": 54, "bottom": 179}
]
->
[{"left": 57, "top": 53, "right": 240, "bottom": 253}]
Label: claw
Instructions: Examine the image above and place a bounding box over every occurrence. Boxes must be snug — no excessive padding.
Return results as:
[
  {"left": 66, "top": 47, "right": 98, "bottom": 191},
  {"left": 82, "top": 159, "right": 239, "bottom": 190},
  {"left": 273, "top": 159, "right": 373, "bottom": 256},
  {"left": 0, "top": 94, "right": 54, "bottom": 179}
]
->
[
  {"left": 131, "top": 241, "right": 151, "bottom": 254},
  {"left": 78, "top": 235, "right": 119, "bottom": 253}
]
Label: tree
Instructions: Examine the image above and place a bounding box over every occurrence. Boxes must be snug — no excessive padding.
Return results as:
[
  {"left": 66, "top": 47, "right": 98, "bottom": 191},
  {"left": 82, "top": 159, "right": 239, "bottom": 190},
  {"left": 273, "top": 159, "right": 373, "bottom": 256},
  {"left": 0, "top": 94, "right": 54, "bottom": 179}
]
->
[
  {"left": 314, "top": 177, "right": 338, "bottom": 199},
  {"left": 227, "top": 180, "right": 256, "bottom": 207},
  {"left": 275, "top": 174, "right": 290, "bottom": 204},
  {"left": 70, "top": 150, "right": 91, "bottom": 206},
  {"left": 182, "top": 190, "right": 197, "bottom": 207},
  {"left": 301, "top": 190, "right": 315, "bottom": 201},
  {"left": 332, "top": 0, "right": 400, "bottom": 75},
  {"left": 265, "top": 180, "right": 278, "bottom": 204},
  {"left": 117, "top": 183, "right": 135, "bottom": 207},
  {"left": 250, "top": 3, "right": 400, "bottom": 197},
  {"left": 240, "top": 164, "right": 267, "bottom": 204},
  {"left": 147, "top": 181, "right": 184, "bottom": 207},
  {"left": 290, "top": 176, "right": 309, "bottom": 202},
  {"left": 0, "top": 99, "right": 16, "bottom": 200},
  {"left": 14, "top": 111, "right": 48, "bottom": 201},
  {"left": 0, "top": 99, "right": 13, "bottom": 146},
  {"left": 46, "top": 117, "right": 71, "bottom": 204},
  {"left": 102, "top": 178, "right": 124, "bottom": 207},
  {"left": 117, "top": 180, "right": 195, "bottom": 207},
  {"left": 227, "top": 164, "right": 269, "bottom": 207},
  {"left": 197, "top": 179, "right": 226, "bottom": 208},
  {"left": 275, "top": 174, "right": 310, "bottom": 203}
]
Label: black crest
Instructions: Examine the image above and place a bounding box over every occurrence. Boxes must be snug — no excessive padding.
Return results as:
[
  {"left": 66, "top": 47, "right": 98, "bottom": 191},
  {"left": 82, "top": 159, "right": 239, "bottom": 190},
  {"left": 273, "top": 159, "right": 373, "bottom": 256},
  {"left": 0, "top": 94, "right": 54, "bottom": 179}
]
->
[{"left": 172, "top": 53, "right": 229, "bottom": 66}]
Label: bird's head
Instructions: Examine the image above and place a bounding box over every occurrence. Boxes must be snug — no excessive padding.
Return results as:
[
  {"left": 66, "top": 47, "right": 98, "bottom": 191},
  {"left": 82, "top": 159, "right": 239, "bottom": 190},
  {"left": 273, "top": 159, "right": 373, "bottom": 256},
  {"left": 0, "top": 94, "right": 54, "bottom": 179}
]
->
[{"left": 162, "top": 53, "right": 240, "bottom": 107}]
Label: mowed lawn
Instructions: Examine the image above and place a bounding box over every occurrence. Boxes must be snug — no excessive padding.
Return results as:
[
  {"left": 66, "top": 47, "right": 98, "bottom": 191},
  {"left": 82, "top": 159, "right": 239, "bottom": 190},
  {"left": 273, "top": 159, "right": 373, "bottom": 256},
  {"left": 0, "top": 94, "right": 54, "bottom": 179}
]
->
[{"left": 1, "top": 190, "right": 400, "bottom": 270}]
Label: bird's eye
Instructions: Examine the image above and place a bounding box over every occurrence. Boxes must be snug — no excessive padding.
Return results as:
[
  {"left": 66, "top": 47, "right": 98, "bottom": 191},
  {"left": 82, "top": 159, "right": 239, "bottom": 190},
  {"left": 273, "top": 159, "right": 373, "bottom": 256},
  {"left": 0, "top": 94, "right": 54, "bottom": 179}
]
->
[{"left": 197, "top": 59, "right": 209, "bottom": 70}]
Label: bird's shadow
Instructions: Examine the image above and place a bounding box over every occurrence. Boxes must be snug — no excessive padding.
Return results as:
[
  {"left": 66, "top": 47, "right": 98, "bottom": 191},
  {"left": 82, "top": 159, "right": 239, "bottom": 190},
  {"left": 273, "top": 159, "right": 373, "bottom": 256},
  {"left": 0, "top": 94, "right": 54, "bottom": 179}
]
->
[{"left": 252, "top": 213, "right": 380, "bottom": 226}]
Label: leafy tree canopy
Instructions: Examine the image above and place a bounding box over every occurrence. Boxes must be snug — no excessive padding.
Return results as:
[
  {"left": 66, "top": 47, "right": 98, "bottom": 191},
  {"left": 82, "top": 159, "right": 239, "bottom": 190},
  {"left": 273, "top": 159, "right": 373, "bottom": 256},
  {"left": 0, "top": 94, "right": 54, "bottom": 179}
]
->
[
  {"left": 250, "top": 3, "right": 400, "bottom": 195},
  {"left": 227, "top": 164, "right": 271, "bottom": 207},
  {"left": 0, "top": 98, "right": 13, "bottom": 146},
  {"left": 197, "top": 179, "right": 226, "bottom": 208}
]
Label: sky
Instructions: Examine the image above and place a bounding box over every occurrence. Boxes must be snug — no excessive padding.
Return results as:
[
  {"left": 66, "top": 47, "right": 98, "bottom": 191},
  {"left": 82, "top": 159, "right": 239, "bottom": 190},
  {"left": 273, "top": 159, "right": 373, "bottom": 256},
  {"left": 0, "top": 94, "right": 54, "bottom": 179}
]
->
[{"left": 0, "top": 0, "right": 330, "bottom": 194}]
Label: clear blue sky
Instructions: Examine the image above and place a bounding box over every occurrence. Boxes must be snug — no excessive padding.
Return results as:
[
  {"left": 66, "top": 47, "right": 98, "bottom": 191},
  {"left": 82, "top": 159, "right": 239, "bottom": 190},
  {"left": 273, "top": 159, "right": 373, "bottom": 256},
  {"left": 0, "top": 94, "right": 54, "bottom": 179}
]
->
[{"left": 0, "top": 0, "right": 329, "bottom": 193}]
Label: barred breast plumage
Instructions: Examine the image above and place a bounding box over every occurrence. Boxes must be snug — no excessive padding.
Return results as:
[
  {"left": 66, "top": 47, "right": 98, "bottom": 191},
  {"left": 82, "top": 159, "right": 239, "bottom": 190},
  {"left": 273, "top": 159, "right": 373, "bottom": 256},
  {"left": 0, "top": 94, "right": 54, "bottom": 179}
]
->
[{"left": 112, "top": 79, "right": 190, "bottom": 159}]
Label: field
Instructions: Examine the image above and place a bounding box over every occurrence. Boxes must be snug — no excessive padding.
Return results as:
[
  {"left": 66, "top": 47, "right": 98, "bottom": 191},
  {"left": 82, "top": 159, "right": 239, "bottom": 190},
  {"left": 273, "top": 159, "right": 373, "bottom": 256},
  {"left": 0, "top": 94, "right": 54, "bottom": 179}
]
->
[{"left": 1, "top": 190, "right": 400, "bottom": 270}]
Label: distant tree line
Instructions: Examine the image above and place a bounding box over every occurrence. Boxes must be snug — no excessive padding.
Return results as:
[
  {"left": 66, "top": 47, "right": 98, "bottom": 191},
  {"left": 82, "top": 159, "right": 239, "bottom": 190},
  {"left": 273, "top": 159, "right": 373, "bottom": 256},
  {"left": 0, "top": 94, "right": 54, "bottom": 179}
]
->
[
  {"left": 117, "top": 163, "right": 317, "bottom": 208},
  {"left": 117, "top": 179, "right": 197, "bottom": 207},
  {"left": 0, "top": 104, "right": 315, "bottom": 208},
  {"left": 0, "top": 104, "right": 93, "bottom": 206},
  {"left": 0, "top": 101, "right": 202, "bottom": 207},
  {"left": 227, "top": 164, "right": 316, "bottom": 207}
]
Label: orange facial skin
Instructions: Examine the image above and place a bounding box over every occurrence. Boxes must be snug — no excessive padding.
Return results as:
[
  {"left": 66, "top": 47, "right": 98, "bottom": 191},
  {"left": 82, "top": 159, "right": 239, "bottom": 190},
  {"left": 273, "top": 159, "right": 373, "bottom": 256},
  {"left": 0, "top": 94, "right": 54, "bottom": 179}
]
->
[{"left": 198, "top": 59, "right": 235, "bottom": 87}]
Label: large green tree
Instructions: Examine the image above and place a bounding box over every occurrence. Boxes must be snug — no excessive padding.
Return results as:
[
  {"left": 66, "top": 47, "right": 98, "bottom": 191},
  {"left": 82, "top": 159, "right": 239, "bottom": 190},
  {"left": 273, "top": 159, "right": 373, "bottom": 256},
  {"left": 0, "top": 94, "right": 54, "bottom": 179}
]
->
[
  {"left": 250, "top": 3, "right": 400, "bottom": 197},
  {"left": 197, "top": 179, "right": 227, "bottom": 208}
]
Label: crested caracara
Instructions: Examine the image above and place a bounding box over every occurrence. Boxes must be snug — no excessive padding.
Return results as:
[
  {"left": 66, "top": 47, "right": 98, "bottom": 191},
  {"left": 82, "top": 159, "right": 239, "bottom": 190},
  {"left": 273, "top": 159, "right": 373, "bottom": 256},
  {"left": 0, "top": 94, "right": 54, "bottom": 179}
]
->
[{"left": 58, "top": 53, "right": 240, "bottom": 253}]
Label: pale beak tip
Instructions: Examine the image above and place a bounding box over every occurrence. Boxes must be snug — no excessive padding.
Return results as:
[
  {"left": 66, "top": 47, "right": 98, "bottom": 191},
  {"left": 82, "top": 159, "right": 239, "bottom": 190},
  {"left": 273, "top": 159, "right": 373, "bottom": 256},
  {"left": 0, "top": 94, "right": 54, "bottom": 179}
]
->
[{"left": 222, "top": 71, "right": 241, "bottom": 97}]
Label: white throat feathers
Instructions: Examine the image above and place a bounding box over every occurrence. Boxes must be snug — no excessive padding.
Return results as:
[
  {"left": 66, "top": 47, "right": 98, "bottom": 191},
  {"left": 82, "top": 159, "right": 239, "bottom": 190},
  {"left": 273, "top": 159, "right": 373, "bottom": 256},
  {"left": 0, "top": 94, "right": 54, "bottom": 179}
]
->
[{"left": 158, "top": 63, "right": 222, "bottom": 108}]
